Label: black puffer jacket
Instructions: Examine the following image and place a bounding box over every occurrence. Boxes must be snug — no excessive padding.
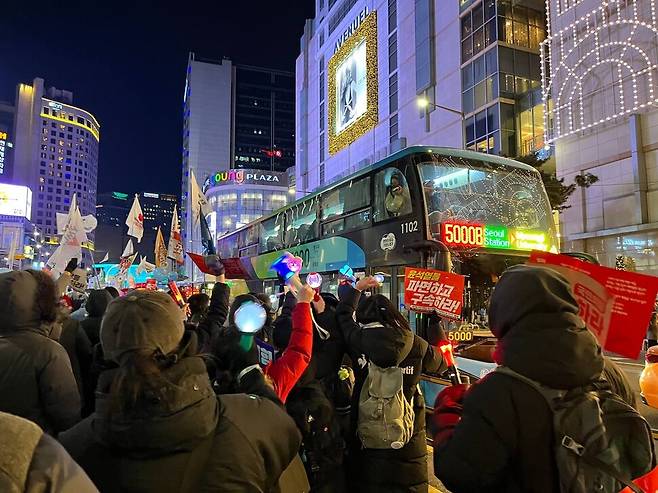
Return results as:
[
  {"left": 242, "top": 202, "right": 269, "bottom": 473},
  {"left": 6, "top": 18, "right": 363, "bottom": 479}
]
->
[
  {"left": 60, "top": 356, "right": 301, "bottom": 493},
  {"left": 80, "top": 289, "right": 113, "bottom": 347},
  {"left": 434, "top": 265, "right": 606, "bottom": 493},
  {"left": 0, "top": 271, "right": 81, "bottom": 434},
  {"left": 196, "top": 282, "right": 230, "bottom": 352},
  {"left": 337, "top": 286, "right": 445, "bottom": 493}
]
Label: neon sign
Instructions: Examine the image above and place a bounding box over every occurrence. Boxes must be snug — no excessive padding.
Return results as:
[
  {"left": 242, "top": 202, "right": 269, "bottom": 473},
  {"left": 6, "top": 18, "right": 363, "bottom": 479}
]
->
[
  {"left": 441, "top": 221, "right": 548, "bottom": 252},
  {"left": 203, "top": 169, "right": 286, "bottom": 191},
  {"left": 0, "top": 131, "right": 6, "bottom": 175}
]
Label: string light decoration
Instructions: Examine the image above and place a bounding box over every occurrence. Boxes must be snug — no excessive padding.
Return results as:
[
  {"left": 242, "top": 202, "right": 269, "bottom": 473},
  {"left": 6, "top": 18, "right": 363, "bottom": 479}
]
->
[
  {"left": 541, "top": 0, "right": 658, "bottom": 144},
  {"left": 328, "top": 11, "right": 379, "bottom": 155}
]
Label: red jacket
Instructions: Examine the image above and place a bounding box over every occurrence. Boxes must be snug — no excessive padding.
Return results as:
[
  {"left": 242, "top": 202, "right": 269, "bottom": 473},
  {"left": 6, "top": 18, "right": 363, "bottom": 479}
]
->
[{"left": 265, "top": 302, "right": 313, "bottom": 403}]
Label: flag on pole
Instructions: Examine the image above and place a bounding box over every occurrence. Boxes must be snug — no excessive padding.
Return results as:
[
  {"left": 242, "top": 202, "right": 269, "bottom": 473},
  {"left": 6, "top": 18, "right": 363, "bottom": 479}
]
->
[
  {"left": 167, "top": 204, "right": 184, "bottom": 265},
  {"left": 119, "top": 239, "right": 137, "bottom": 274},
  {"left": 126, "top": 194, "right": 144, "bottom": 243},
  {"left": 136, "top": 255, "right": 156, "bottom": 275},
  {"left": 200, "top": 211, "right": 216, "bottom": 255},
  {"left": 47, "top": 199, "right": 88, "bottom": 276},
  {"left": 190, "top": 170, "right": 211, "bottom": 226},
  {"left": 56, "top": 193, "right": 98, "bottom": 234},
  {"left": 154, "top": 227, "right": 168, "bottom": 268},
  {"left": 99, "top": 252, "right": 110, "bottom": 263}
]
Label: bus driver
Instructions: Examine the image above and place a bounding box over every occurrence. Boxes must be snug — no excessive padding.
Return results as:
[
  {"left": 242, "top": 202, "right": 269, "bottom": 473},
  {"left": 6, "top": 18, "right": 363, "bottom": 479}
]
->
[{"left": 385, "top": 172, "right": 412, "bottom": 217}]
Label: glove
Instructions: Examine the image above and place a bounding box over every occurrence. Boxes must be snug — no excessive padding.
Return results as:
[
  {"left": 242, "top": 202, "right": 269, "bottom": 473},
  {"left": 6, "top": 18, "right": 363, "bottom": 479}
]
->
[
  {"left": 204, "top": 255, "right": 225, "bottom": 277},
  {"left": 65, "top": 258, "right": 78, "bottom": 273},
  {"left": 432, "top": 384, "right": 470, "bottom": 447}
]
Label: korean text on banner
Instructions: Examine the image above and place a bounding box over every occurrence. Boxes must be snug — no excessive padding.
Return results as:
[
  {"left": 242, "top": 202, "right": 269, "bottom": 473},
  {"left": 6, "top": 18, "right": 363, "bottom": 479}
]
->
[
  {"left": 69, "top": 268, "right": 88, "bottom": 294},
  {"left": 529, "top": 251, "right": 658, "bottom": 359},
  {"left": 403, "top": 267, "right": 465, "bottom": 319}
]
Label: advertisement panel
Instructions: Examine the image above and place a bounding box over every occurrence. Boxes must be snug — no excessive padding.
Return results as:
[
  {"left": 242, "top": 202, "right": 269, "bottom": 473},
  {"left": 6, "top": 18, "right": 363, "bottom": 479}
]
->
[
  {"left": 403, "top": 267, "right": 465, "bottom": 319},
  {"left": 0, "top": 183, "right": 32, "bottom": 220},
  {"left": 335, "top": 40, "right": 367, "bottom": 134},
  {"left": 529, "top": 251, "right": 658, "bottom": 359},
  {"left": 328, "top": 11, "right": 379, "bottom": 155}
]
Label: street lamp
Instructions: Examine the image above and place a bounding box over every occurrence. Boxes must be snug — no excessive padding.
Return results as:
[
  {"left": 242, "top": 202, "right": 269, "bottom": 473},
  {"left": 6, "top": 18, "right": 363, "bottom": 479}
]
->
[{"left": 416, "top": 96, "right": 465, "bottom": 148}]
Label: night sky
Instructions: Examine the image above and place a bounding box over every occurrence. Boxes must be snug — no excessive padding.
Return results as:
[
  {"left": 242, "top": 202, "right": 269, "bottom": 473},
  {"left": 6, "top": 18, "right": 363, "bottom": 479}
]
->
[{"left": 0, "top": 1, "right": 314, "bottom": 195}]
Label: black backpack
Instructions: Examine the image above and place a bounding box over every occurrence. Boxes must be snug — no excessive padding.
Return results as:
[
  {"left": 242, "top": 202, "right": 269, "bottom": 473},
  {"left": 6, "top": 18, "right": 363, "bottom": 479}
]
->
[{"left": 497, "top": 366, "right": 655, "bottom": 493}]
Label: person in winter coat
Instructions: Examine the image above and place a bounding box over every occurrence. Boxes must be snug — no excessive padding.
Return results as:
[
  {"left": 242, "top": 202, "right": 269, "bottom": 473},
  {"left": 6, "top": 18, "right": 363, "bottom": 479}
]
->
[
  {"left": 432, "top": 265, "right": 607, "bottom": 493},
  {"left": 59, "top": 290, "right": 301, "bottom": 493},
  {"left": 58, "top": 314, "right": 92, "bottom": 406},
  {"left": 337, "top": 277, "right": 445, "bottom": 493},
  {"left": 187, "top": 293, "right": 210, "bottom": 325},
  {"left": 0, "top": 270, "right": 81, "bottom": 434},
  {"left": 0, "top": 411, "right": 98, "bottom": 493},
  {"left": 212, "top": 284, "right": 315, "bottom": 404},
  {"left": 80, "top": 289, "right": 114, "bottom": 347}
]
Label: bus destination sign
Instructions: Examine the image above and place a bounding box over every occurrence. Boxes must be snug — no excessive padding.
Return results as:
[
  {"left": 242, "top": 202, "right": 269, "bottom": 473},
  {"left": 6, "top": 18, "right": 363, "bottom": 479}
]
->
[{"left": 440, "top": 221, "right": 549, "bottom": 252}]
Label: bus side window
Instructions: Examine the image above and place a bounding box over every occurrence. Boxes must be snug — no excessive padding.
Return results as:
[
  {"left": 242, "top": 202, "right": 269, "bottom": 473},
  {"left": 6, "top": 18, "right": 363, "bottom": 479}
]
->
[
  {"left": 260, "top": 214, "right": 284, "bottom": 252},
  {"left": 374, "top": 167, "right": 413, "bottom": 222}
]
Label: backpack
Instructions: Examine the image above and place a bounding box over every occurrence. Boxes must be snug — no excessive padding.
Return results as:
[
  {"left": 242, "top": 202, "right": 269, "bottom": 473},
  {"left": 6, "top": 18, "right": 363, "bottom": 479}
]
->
[
  {"left": 497, "top": 366, "right": 655, "bottom": 493},
  {"left": 357, "top": 362, "right": 415, "bottom": 450}
]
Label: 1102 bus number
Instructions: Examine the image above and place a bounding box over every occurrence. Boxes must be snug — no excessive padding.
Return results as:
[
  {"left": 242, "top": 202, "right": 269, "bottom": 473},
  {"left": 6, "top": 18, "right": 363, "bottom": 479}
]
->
[
  {"left": 441, "top": 223, "right": 485, "bottom": 247},
  {"left": 448, "top": 330, "right": 474, "bottom": 342}
]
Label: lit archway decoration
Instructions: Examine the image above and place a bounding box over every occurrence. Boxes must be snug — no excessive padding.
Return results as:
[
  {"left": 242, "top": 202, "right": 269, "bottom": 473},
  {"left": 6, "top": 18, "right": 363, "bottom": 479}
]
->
[{"left": 541, "top": 0, "right": 658, "bottom": 143}]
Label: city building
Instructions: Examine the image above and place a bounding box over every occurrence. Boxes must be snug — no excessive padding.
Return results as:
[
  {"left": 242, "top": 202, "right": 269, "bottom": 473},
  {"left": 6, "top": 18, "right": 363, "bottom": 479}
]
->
[
  {"left": 0, "top": 102, "right": 15, "bottom": 180},
  {"left": 0, "top": 182, "right": 40, "bottom": 271},
  {"left": 295, "top": 0, "right": 547, "bottom": 193},
  {"left": 203, "top": 168, "right": 289, "bottom": 238},
  {"left": 181, "top": 54, "right": 294, "bottom": 277},
  {"left": 542, "top": 0, "right": 658, "bottom": 274},
  {"left": 95, "top": 191, "right": 178, "bottom": 262},
  {"left": 11, "top": 78, "right": 100, "bottom": 247}
]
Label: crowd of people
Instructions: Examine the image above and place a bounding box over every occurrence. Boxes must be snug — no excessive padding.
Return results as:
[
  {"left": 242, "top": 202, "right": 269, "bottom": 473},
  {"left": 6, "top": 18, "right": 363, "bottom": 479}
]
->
[{"left": 0, "top": 258, "right": 655, "bottom": 492}]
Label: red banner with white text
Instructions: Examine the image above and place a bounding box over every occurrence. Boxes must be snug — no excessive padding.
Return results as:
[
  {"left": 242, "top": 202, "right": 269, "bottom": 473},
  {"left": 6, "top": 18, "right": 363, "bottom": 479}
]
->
[
  {"left": 529, "top": 251, "right": 658, "bottom": 359},
  {"left": 404, "top": 267, "right": 465, "bottom": 319}
]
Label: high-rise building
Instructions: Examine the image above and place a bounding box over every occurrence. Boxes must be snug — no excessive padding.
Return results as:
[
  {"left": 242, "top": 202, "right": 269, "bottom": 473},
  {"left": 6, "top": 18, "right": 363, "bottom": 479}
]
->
[
  {"left": 12, "top": 78, "right": 100, "bottom": 246},
  {"left": 0, "top": 102, "right": 15, "bottom": 180},
  {"left": 95, "top": 191, "right": 178, "bottom": 262},
  {"left": 295, "top": 0, "right": 547, "bottom": 194},
  {"left": 296, "top": 1, "right": 463, "bottom": 193},
  {"left": 181, "top": 54, "right": 293, "bottom": 278},
  {"left": 542, "top": 0, "right": 658, "bottom": 274}
]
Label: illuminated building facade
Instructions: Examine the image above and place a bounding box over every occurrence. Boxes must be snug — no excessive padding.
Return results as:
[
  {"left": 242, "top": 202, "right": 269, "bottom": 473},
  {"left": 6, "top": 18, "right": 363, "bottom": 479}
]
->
[
  {"left": 0, "top": 102, "right": 15, "bottom": 180},
  {"left": 542, "top": 0, "right": 658, "bottom": 274},
  {"left": 296, "top": 0, "right": 549, "bottom": 194},
  {"left": 181, "top": 54, "right": 294, "bottom": 278},
  {"left": 12, "top": 78, "right": 100, "bottom": 247},
  {"left": 296, "top": 0, "right": 463, "bottom": 194},
  {"left": 203, "top": 168, "right": 289, "bottom": 239}
]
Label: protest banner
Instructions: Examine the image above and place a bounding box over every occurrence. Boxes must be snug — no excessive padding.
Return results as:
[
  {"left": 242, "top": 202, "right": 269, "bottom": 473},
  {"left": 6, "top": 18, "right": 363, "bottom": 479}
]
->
[
  {"left": 69, "top": 268, "right": 88, "bottom": 294},
  {"left": 529, "top": 251, "right": 658, "bottom": 359},
  {"left": 403, "top": 267, "right": 465, "bottom": 319}
]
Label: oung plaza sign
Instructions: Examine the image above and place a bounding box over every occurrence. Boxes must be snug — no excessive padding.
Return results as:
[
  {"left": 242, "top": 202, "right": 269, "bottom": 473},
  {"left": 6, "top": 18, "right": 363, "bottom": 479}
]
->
[{"left": 202, "top": 168, "right": 289, "bottom": 192}]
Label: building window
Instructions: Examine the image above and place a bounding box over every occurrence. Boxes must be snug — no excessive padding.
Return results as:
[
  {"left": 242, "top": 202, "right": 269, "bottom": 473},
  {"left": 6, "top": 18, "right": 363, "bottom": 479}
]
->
[
  {"left": 389, "top": 113, "right": 399, "bottom": 143},
  {"left": 320, "top": 134, "right": 325, "bottom": 163},
  {"left": 388, "top": 0, "right": 397, "bottom": 32},
  {"left": 320, "top": 163, "right": 325, "bottom": 186},
  {"left": 388, "top": 33, "right": 398, "bottom": 73},
  {"left": 389, "top": 73, "right": 399, "bottom": 113}
]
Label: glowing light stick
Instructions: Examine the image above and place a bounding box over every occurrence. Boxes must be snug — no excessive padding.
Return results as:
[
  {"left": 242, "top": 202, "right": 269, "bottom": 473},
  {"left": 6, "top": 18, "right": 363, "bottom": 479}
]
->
[
  {"left": 374, "top": 273, "right": 385, "bottom": 284},
  {"left": 306, "top": 272, "right": 323, "bottom": 289},
  {"left": 271, "top": 252, "right": 303, "bottom": 292},
  {"left": 339, "top": 264, "right": 356, "bottom": 285},
  {"left": 234, "top": 301, "right": 267, "bottom": 351},
  {"left": 438, "top": 341, "right": 462, "bottom": 385}
]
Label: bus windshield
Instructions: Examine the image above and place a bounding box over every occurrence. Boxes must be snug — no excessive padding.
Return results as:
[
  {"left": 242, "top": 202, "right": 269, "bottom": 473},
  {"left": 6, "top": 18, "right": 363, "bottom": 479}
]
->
[{"left": 418, "top": 155, "right": 557, "bottom": 250}]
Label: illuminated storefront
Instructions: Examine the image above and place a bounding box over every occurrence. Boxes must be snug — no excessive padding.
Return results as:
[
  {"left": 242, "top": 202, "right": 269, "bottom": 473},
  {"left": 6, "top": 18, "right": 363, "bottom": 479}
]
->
[{"left": 203, "top": 168, "right": 289, "bottom": 237}]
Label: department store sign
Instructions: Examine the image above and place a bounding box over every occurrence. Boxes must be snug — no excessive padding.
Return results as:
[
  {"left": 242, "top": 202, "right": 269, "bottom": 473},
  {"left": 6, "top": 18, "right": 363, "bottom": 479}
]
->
[
  {"left": 334, "top": 7, "right": 369, "bottom": 53},
  {"left": 203, "top": 168, "right": 288, "bottom": 192}
]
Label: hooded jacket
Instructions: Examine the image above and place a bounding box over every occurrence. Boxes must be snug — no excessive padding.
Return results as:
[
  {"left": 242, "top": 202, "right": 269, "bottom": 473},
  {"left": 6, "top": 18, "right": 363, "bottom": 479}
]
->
[
  {"left": 336, "top": 285, "right": 444, "bottom": 493},
  {"left": 59, "top": 356, "right": 301, "bottom": 493},
  {"left": 434, "top": 265, "right": 605, "bottom": 493},
  {"left": 0, "top": 271, "right": 81, "bottom": 433},
  {"left": 80, "top": 290, "right": 113, "bottom": 347},
  {"left": 0, "top": 411, "right": 98, "bottom": 493}
]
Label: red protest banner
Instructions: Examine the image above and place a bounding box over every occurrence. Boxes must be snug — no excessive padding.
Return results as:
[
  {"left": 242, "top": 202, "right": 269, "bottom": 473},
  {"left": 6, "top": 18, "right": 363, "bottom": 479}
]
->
[
  {"left": 529, "top": 251, "right": 658, "bottom": 359},
  {"left": 404, "top": 267, "right": 465, "bottom": 319},
  {"left": 220, "top": 257, "right": 251, "bottom": 279}
]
